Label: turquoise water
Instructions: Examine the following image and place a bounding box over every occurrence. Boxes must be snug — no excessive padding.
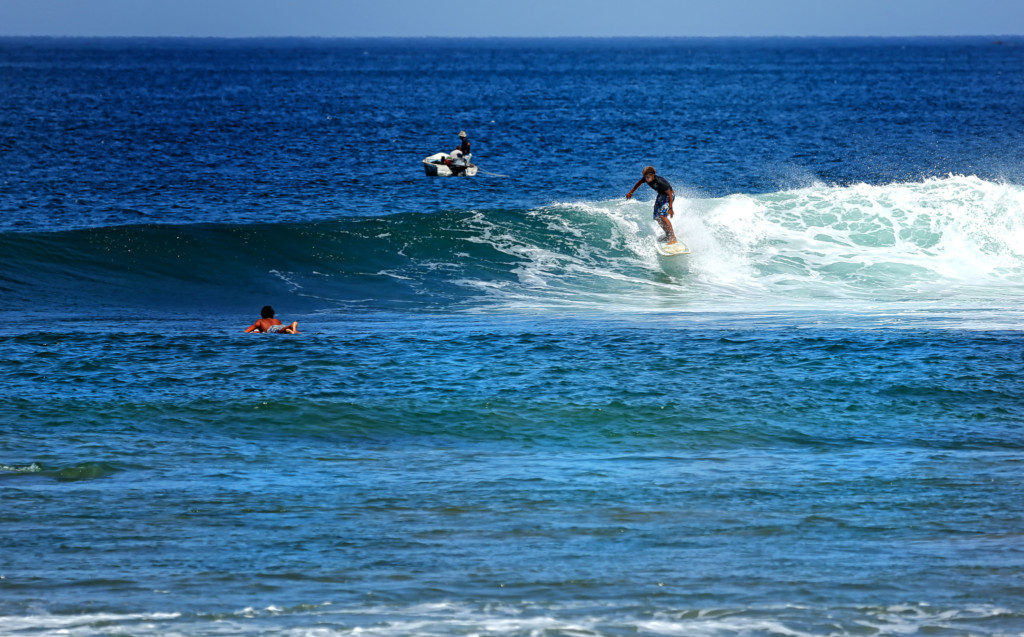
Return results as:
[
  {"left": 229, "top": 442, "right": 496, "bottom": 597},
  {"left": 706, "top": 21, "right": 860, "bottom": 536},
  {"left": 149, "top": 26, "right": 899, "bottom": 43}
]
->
[
  {"left": 3, "top": 38, "right": 1024, "bottom": 635},
  {"left": 5, "top": 316, "right": 1024, "bottom": 634}
]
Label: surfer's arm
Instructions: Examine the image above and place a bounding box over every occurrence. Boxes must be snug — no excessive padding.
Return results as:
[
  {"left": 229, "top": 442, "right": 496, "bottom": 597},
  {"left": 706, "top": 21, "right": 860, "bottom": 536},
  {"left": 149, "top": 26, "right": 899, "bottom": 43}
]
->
[
  {"left": 666, "top": 188, "right": 675, "bottom": 216},
  {"left": 625, "top": 177, "right": 645, "bottom": 199}
]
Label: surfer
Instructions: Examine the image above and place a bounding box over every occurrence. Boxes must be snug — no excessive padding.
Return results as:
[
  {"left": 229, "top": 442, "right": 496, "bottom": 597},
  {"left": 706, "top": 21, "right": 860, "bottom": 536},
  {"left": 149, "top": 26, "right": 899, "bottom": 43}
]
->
[
  {"left": 626, "top": 165, "right": 677, "bottom": 245},
  {"left": 245, "top": 305, "right": 300, "bottom": 334}
]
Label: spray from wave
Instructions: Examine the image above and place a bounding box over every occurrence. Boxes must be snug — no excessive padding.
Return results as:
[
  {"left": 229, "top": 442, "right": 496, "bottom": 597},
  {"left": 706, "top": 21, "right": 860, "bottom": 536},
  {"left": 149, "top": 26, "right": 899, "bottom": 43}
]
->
[{"left": 684, "top": 175, "right": 1024, "bottom": 303}]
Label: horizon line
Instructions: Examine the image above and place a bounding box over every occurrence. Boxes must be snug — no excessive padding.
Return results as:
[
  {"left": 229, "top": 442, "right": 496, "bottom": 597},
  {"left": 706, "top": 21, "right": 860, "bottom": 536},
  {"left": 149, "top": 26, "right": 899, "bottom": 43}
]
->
[{"left": 0, "top": 33, "right": 1021, "bottom": 40}]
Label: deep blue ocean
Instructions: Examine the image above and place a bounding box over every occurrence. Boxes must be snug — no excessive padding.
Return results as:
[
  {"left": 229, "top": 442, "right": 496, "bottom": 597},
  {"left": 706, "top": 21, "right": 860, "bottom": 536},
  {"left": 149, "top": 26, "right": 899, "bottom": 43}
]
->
[{"left": 3, "top": 37, "right": 1024, "bottom": 636}]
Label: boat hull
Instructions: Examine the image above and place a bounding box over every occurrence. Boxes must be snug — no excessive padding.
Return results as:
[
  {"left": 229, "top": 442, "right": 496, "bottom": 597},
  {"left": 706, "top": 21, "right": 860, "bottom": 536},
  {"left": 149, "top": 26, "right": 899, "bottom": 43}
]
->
[{"left": 423, "top": 152, "right": 477, "bottom": 176}]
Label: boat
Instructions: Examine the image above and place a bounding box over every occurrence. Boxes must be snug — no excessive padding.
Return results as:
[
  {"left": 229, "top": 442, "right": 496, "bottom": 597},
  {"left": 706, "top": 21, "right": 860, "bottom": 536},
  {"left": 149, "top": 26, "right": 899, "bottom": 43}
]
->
[{"left": 423, "top": 151, "right": 478, "bottom": 177}]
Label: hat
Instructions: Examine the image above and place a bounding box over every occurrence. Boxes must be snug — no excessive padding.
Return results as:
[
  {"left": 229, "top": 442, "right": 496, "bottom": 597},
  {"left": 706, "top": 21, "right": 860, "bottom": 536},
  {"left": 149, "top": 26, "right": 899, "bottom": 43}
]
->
[{"left": 458, "top": 131, "right": 467, "bottom": 138}]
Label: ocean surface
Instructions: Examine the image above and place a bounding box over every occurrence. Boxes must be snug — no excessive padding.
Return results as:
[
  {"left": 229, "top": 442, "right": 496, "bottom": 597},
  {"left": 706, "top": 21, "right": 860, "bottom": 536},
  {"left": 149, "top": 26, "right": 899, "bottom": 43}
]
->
[{"left": 2, "top": 37, "right": 1024, "bottom": 636}]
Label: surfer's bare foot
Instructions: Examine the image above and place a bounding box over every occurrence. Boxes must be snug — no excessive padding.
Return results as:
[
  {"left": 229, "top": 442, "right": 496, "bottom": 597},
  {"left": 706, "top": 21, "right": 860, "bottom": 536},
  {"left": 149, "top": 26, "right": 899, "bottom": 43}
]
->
[{"left": 285, "top": 321, "right": 300, "bottom": 334}]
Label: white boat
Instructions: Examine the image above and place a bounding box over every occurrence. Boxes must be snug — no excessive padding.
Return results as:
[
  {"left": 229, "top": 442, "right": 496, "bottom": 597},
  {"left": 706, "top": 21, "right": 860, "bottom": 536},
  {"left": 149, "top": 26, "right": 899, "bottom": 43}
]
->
[{"left": 423, "top": 151, "right": 478, "bottom": 177}]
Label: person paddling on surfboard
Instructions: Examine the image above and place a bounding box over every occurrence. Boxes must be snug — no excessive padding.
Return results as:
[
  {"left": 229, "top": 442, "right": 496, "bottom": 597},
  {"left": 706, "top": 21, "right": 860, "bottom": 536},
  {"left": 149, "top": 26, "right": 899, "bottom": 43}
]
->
[
  {"left": 626, "top": 166, "right": 677, "bottom": 245},
  {"left": 245, "top": 305, "right": 300, "bottom": 334}
]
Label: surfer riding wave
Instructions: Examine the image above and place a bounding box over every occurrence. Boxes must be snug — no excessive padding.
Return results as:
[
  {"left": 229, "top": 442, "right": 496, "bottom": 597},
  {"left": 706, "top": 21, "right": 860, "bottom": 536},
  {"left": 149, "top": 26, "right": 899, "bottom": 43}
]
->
[{"left": 626, "top": 165, "right": 677, "bottom": 245}]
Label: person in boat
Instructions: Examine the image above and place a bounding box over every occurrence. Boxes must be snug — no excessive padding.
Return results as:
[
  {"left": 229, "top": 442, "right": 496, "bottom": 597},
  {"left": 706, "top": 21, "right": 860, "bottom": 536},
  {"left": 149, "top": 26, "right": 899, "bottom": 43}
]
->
[
  {"left": 447, "top": 131, "right": 472, "bottom": 175},
  {"left": 245, "top": 305, "right": 300, "bottom": 334},
  {"left": 626, "top": 165, "right": 678, "bottom": 245},
  {"left": 455, "top": 130, "right": 471, "bottom": 163}
]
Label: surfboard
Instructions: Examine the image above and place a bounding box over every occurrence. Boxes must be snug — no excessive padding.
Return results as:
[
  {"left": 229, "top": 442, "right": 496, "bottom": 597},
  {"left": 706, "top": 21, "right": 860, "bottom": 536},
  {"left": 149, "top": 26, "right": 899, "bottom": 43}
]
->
[{"left": 654, "top": 239, "right": 690, "bottom": 256}]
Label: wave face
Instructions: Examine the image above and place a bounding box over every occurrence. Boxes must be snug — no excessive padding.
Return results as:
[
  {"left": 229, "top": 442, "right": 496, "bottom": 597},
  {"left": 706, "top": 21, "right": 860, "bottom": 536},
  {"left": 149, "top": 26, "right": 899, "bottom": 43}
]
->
[{"left": 3, "top": 176, "right": 1023, "bottom": 318}]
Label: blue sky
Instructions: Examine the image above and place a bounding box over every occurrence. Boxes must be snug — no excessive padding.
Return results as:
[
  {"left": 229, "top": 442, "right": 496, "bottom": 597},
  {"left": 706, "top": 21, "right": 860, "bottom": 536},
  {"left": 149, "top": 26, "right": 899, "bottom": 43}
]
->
[{"left": 1, "top": 0, "right": 1022, "bottom": 37}]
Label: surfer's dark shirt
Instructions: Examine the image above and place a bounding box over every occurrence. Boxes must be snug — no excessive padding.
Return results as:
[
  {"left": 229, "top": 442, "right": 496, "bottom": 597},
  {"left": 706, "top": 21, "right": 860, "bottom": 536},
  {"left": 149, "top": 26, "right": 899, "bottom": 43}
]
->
[{"left": 646, "top": 175, "right": 672, "bottom": 195}]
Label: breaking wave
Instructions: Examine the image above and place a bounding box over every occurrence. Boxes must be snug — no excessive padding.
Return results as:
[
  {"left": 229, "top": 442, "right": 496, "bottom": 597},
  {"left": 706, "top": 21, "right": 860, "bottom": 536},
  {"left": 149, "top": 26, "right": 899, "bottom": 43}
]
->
[{"left": 2, "top": 175, "right": 1022, "bottom": 317}]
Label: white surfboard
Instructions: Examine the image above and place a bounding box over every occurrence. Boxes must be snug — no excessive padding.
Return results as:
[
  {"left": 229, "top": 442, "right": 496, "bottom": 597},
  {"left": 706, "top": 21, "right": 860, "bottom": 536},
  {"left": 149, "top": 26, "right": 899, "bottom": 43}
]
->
[{"left": 654, "top": 239, "right": 690, "bottom": 256}]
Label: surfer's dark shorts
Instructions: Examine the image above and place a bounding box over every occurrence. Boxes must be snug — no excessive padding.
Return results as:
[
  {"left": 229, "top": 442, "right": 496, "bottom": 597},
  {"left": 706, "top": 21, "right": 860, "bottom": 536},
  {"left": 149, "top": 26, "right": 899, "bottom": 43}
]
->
[{"left": 653, "top": 194, "right": 672, "bottom": 219}]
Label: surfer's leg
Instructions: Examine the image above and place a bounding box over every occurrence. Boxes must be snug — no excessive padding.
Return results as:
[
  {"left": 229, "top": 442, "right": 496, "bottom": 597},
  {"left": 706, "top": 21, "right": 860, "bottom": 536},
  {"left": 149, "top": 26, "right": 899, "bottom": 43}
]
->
[
  {"left": 657, "top": 216, "right": 677, "bottom": 244},
  {"left": 654, "top": 196, "right": 677, "bottom": 244}
]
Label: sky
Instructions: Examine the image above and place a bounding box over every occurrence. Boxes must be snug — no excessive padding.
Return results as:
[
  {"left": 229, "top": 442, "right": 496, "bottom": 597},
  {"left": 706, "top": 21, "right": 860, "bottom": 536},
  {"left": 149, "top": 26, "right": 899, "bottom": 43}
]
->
[{"left": 0, "top": 0, "right": 1022, "bottom": 38}]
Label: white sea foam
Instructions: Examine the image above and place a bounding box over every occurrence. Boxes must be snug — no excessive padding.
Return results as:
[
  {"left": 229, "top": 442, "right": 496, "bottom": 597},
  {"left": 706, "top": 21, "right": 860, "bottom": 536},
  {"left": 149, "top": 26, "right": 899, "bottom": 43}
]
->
[
  {"left": 3, "top": 600, "right": 1015, "bottom": 636},
  {"left": 697, "top": 176, "right": 1024, "bottom": 301},
  {"left": 0, "top": 611, "right": 182, "bottom": 633},
  {"left": 0, "top": 462, "right": 42, "bottom": 473}
]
